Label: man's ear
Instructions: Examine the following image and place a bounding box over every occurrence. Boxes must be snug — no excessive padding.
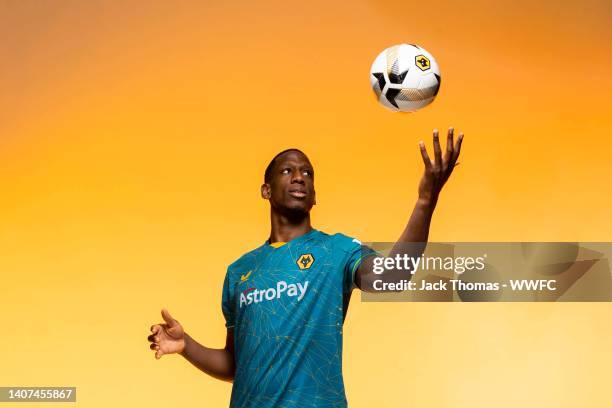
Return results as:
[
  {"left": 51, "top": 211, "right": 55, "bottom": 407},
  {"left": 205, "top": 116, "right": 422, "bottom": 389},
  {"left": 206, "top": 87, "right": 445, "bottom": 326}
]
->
[{"left": 261, "top": 183, "right": 271, "bottom": 199}]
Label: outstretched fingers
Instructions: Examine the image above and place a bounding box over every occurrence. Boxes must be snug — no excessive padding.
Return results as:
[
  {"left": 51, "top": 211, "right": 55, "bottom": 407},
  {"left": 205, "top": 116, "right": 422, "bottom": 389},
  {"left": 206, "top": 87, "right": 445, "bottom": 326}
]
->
[
  {"left": 432, "top": 129, "right": 442, "bottom": 170},
  {"left": 419, "top": 141, "right": 432, "bottom": 170},
  {"left": 444, "top": 127, "right": 454, "bottom": 164},
  {"left": 450, "top": 132, "right": 464, "bottom": 167}
]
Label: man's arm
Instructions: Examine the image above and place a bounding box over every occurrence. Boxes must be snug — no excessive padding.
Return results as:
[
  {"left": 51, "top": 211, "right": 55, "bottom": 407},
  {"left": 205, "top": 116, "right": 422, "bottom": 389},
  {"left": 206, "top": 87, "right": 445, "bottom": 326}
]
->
[
  {"left": 148, "top": 309, "right": 236, "bottom": 382},
  {"left": 355, "top": 128, "right": 463, "bottom": 291},
  {"left": 180, "top": 329, "right": 235, "bottom": 382}
]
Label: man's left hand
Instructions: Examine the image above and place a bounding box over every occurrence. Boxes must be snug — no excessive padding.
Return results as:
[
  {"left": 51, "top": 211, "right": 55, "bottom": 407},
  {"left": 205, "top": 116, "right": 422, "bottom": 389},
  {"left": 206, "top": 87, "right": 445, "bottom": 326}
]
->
[{"left": 417, "top": 127, "right": 463, "bottom": 205}]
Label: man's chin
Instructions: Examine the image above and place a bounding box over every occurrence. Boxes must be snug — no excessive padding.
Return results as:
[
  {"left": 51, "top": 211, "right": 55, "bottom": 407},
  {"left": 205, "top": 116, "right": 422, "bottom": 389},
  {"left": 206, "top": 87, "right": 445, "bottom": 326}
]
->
[{"left": 279, "top": 204, "right": 312, "bottom": 219}]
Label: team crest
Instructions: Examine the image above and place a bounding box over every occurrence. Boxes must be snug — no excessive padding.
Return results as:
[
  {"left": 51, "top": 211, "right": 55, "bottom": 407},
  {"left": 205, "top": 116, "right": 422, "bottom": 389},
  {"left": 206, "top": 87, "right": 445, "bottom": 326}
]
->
[
  {"left": 297, "top": 254, "right": 315, "bottom": 270},
  {"left": 415, "top": 55, "right": 431, "bottom": 71}
]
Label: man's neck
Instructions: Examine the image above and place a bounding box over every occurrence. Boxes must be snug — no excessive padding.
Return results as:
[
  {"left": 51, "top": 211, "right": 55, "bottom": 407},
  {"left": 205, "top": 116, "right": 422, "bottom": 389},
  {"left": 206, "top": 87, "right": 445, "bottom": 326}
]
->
[{"left": 269, "top": 210, "right": 312, "bottom": 243}]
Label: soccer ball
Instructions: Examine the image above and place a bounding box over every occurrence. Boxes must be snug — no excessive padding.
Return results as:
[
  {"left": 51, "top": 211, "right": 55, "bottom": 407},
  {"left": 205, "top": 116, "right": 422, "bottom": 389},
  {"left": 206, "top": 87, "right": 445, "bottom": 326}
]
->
[{"left": 369, "top": 44, "right": 441, "bottom": 112}]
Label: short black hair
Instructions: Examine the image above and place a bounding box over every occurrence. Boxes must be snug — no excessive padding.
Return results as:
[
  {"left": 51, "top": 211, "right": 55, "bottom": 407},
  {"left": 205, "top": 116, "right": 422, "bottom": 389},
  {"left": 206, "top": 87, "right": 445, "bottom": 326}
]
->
[{"left": 264, "top": 148, "right": 308, "bottom": 183}]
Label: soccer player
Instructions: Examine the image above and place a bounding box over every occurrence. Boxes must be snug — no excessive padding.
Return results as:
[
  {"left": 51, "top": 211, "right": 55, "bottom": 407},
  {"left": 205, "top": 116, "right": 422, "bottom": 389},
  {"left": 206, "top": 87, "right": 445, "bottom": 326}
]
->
[{"left": 147, "top": 128, "right": 463, "bottom": 407}]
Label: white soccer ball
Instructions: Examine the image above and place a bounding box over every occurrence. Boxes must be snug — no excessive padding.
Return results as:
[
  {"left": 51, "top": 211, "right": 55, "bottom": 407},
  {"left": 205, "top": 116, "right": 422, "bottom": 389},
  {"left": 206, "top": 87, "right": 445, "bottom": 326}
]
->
[{"left": 369, "top": 44, "right": 441, "bottom": 112}]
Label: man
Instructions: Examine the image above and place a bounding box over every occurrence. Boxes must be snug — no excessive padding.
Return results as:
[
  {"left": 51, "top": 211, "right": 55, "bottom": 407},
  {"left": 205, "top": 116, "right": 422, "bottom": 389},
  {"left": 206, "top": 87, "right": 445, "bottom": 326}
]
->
[{"left": 147, "top": 128, "right": 463, "bottom": 407}]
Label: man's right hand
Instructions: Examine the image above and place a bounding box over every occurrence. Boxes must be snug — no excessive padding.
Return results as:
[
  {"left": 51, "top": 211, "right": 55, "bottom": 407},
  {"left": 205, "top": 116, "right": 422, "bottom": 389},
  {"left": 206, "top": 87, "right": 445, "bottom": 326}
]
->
[{"left": 148, "top": 309, "right": 186, "bottom": 359}]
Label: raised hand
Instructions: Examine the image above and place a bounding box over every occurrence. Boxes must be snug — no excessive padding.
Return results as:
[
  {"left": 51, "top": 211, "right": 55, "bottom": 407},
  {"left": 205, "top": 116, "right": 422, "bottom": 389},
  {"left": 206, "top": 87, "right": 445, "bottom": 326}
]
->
[
  {"left": 417, "top": 127, "right": 463, "bottom": 204},
  {"left": 148, "top": 309, "right": 186, "bottom": 359}
]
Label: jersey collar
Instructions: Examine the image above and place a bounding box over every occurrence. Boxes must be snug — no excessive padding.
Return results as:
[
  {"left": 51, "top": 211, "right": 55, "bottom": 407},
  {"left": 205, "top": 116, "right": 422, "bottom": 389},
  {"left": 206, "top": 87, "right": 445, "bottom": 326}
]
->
[{"left": 266, "top": 228, "right": 318, "bottom": 249}]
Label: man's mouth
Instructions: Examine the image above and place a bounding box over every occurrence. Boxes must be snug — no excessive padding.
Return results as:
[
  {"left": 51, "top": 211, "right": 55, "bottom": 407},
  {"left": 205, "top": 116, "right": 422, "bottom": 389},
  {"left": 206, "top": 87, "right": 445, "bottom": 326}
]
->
[{"left": 288, "top": 190, "right": 307, "bottom": 199}]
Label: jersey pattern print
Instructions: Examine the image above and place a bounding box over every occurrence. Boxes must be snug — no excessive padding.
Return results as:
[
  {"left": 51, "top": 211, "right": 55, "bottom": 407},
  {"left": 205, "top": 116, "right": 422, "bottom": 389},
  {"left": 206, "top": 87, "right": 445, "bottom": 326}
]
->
[{"left": 222, "top": 229, "right": 373, "bottom": 408}]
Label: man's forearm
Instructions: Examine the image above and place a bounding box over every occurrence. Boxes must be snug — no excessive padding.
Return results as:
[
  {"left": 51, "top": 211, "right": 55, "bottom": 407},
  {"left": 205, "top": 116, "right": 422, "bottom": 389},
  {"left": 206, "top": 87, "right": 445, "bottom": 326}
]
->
[
  {"left": 356, "top": 198, "right": 437, "bottom": 291},
  {"left": 386, "top": 197, "right": 436, "bottom": 276},
  {"left": 357, "top": 128, "right": 463, "bottom": 292},
  {"left": 395, "top": 197, "right": 436, "bottom": 244},
  {"left": 180, "top": 333, "right": 235, "bottom": 382}
]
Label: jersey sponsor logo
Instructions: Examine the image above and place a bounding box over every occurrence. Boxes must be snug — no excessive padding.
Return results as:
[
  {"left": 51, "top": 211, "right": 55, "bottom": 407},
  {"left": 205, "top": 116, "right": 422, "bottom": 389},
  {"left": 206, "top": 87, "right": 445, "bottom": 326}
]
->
[
  {"left": 297, "top": 253, "right": 315, "bottom": 270},
  {"left": 239, "top": 280, "right": 309, "bottom": 308}
]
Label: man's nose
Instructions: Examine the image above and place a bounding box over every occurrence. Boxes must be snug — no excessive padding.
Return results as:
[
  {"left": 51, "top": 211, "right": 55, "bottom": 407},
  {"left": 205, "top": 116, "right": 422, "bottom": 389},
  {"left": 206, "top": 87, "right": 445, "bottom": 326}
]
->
[{"left": 291, "top": 170, "right": 305, "bottom": 184}]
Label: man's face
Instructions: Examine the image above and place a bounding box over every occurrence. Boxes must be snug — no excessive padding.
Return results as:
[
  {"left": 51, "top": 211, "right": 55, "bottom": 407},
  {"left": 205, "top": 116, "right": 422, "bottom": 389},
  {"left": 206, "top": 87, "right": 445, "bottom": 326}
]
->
[{"left": 261, "top": 151, "right": 316, "bottom": 215}]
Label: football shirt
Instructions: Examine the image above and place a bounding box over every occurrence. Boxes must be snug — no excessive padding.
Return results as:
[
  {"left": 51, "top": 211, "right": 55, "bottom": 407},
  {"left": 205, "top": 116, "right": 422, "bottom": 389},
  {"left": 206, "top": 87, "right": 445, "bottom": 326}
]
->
[{"left": 222, "top": 229, "right": 374, "bottom": 407}]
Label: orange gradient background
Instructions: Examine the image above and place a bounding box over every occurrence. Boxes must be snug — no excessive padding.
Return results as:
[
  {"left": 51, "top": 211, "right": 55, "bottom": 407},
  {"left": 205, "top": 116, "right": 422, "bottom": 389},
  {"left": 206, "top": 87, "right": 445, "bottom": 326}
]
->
[{"left": 1, "top": 1, "right": 611, "bottom": 407}]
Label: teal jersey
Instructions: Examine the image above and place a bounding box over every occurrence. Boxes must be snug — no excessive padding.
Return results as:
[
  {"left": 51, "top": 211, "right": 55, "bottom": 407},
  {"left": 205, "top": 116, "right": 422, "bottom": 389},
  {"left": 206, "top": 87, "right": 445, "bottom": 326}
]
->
[{"left": 222, "top": 229, "right": 372, "bottom": 408}]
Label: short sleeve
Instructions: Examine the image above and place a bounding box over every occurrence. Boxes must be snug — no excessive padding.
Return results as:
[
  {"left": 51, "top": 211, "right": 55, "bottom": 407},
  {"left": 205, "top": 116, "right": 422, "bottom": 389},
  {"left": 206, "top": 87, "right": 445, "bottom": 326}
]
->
[
  {"left": 221, "top": 271, "right": 235, "bottom": 329},
  {"left": 336, "top": 235, "right": 378, "bottom": 294}
]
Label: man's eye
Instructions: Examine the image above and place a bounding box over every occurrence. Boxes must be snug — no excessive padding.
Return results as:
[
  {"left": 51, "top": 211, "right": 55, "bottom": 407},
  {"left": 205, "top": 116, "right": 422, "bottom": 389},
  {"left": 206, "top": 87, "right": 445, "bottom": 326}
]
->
[
  {"left": 302, "top": 170, "right": 312, "bottom": 176},
  {"left": 281, "top": 168, "right": 291, "bottom": 174}
]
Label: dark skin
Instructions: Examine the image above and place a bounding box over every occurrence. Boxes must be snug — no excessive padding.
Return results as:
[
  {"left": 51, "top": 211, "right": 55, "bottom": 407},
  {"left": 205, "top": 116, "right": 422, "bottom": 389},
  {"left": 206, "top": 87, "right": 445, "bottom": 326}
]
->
[
  {"left": 147, "top": 128, "right": 463, "bottom": 381},
  {"left": 260, "top": 150, "right": 316, "bottom": 243},
  {"left": 357, "top": 128, "right": 463, "bottom": 290}
]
